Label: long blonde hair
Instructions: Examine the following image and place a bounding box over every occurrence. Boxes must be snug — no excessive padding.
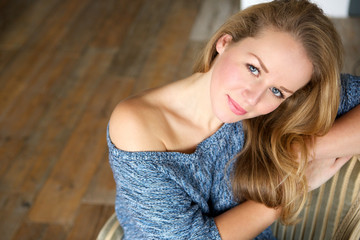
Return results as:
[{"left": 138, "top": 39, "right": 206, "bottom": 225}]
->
[{"left": 194, "top": 0, "right": 343, "bottom": 224}]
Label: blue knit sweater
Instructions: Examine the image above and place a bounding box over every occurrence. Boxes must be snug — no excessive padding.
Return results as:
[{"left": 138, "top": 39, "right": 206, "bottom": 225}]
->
[{"left": 108, "top": 74, "right": 359, "bottom": 239}]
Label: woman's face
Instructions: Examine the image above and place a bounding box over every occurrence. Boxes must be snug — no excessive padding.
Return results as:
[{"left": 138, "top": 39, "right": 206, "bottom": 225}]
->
[{"left": 210, "top": 28, "right": 313, "bottom": 123}]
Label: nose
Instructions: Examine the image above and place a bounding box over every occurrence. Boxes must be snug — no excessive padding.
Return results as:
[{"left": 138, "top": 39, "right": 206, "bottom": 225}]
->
[{"left": 242, "top": 84, "right": 266, "bottom": 106}]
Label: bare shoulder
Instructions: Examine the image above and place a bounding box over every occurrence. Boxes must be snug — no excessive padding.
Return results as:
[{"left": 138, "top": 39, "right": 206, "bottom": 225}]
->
[{"left": 108, "top": 96, "right": 167, "bottom": 152}]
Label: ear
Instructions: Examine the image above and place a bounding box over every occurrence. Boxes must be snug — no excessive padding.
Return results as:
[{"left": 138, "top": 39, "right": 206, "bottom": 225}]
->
[{"left": 216, "top": 34, "right": 233, "bottom": 55}]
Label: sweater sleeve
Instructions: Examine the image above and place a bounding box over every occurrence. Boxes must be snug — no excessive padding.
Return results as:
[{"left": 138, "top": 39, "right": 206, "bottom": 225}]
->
[
  {"left": 337, "top": 74, "right": 360, "bottom": 117},
  {"left": 109, "top": 153, "right": 222, "bottom": 240}
]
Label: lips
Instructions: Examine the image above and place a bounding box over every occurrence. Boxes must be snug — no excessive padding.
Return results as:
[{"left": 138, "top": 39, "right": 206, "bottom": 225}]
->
[{"left": 227, "top": 95, "right": 247, "bottom": 115}]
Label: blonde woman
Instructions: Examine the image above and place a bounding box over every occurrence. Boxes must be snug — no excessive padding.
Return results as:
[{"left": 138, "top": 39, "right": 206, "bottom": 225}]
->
[{"left": 108, "top": 0, "right": 360, "bottom": 239}]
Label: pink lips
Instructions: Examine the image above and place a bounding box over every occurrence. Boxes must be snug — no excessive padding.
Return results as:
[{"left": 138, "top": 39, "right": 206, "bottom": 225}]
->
[{"left": 227, "top": 95, "right": 247, "bottom": 116}]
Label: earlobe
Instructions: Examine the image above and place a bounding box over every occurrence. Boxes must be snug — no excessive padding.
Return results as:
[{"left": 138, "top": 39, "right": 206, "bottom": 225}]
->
[{"left": 216, "top": 34, "right": 233, "bottom": 54}]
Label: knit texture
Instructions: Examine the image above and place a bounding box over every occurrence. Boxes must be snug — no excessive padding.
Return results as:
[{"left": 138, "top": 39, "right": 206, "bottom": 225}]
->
[
  {"left": 338, "top": 74, "right": 360, "bottom": 117},
  {"left": 108, "top": 74, "right": 359, "bottom": 240}
]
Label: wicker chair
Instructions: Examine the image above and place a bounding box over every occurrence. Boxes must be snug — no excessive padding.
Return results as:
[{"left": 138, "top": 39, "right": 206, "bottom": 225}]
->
[
  {"left": 96, "top": 212, "right": 123, "bottom": 240},
  {"left": 272, "top": 156, "right": 360, "bottom": 240}
]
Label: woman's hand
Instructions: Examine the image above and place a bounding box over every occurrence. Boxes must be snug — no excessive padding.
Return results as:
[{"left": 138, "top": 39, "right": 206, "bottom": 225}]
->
[{"left": 305, "top": 156, "right": 352, "bottom": 191}]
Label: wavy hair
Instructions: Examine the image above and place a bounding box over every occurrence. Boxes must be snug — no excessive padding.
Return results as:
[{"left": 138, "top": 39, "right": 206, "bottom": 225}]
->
[{"left": 193, "top": 0, "right": 343, "bottom": 224}]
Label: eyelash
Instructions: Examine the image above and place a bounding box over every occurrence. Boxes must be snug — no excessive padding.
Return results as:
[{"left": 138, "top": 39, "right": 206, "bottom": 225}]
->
[
  {"left": 246, "top": 64, "right": 285, "bottom": 99},
  {"left": 270, "top": 87, "right": 284, "bottom": 99},
  {"left": 247, "top": 64, "right": 260, "bottom": 76}
]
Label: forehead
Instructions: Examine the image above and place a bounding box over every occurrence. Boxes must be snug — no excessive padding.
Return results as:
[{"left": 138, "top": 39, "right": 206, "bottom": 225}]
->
[{"left": 232, "top": 29, "right": 313, "bottom": 91}]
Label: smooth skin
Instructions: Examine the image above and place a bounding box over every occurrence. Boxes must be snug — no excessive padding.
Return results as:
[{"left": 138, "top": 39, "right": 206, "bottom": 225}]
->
[{"left": 109, "top": 28, "right": 360, "bottom": 239}]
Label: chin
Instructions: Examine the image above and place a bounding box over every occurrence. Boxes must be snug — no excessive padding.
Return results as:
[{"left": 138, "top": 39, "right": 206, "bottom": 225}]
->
[
  {"left": 213, "top": 105, "right": 243, "bottom": 123},
  {"left": 216, "top": 113, "right": 242, "bottom": 124}
]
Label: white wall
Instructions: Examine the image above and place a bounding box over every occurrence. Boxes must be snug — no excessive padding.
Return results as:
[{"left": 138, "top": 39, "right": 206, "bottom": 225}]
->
[{"left": 241, "top": 0, "right": 351, "bottom": 17}]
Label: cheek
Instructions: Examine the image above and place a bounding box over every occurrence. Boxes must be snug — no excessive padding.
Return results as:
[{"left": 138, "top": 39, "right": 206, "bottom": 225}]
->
[
  {"left": 260, "top": 101, "right": 282, "bottom": 115},
  {"left": 212, "top": 56, "right": 243, "bottom": 88}
]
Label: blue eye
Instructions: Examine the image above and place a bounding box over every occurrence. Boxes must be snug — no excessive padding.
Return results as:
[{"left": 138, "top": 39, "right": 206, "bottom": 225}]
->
[
  {"left": 270, "top": 87, "right": 284, "bottom": 98},
  {"left": 248, "top": 64, "right": 260, "bottom": 76}
]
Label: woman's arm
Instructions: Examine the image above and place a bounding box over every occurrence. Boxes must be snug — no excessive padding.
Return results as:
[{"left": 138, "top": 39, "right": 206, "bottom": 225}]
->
[
  {"left": 215, "top": 201, "right": 280, "bottom": 240},
  {"left": 313, "top": 104, "right": 360, "bottom": 159},
  {"left": 311, "top": 74, "right": 360, "bottom": 159},
  {"left": 304, "top": 74, "right": 360, "bottom": 189}
]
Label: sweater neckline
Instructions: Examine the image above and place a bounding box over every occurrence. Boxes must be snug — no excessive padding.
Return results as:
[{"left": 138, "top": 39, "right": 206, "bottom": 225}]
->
[{"left": 107, "top": 123, "right": 237, "bottom": 159}]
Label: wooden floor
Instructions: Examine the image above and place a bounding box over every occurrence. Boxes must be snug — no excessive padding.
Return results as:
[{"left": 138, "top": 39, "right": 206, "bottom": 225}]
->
[{"left": 0, "top": 0, "right": 359, "bottom": 239}]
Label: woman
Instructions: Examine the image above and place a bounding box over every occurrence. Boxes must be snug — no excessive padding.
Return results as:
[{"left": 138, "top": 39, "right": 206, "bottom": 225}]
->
[{"left": 108, "top": 0, "right": 360, "bottom": 239}]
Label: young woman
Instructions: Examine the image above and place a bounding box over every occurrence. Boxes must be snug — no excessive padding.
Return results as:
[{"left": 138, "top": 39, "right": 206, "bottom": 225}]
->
[{"left": 108, "top": 0, "right": 360, "bottom": 239}]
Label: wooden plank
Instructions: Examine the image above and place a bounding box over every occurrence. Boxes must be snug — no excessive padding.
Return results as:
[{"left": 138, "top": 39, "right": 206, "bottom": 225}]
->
[
  {"left": 0, "top": 192, "right": 33, "bottom": 240},
  {"left": 66, "top": 204, "right": 114, "bottom": 240},
  {"left": 172, "top": 41, "right": 206, "bottom": 81},
  {"left": 0, "top": 50, "right": 121, "bottom": 223},
  {"left": 13, "top": 221, "right": 68, "bottom": 240},
  {"left": 23, "top": 0, "right": 91, "bottom": 50},
  {"left": 108, "top": 0, "right": 173, "bottom": 78},
  {"left": 0, "top": 50, "right": 78, "bottom": 138},
  {"left": 11, "top": 221, "right": 47, "bottom": 240},
  {"left": 0, "top": 0, "right": 35, "bottom": 41},
  {"left": 58, "top": 0, "right": 117, "bottom": 53},
  {"left": 82, "top": 153, "right": 116, "bottom": 205},
  {"left": 0, "top": 0, "right": 11, "bottom": 10},
  {"left": 0, "top": 50, "right": 53, "bottom": 120},
  {"left": 27, "top": 52, "right": 126, "bottom": 224},
  {"left": 0, "top": 48, "right": 118, "bottom": 239},
  {"left": 0, "top": 50, "right": 81, "bottom": 187},
  {"left": 40, "top": 224, "right": 68, "bottom": 240},
  {"left": 0, "top": 0, "right": 62, "bottom": 50},
  {"left": 0, "top": 50, "right": 16, "bottom": 73},
  {"left": 0, "top": 135, "right": 26, "bottom": 180},
  {"left": 16, "top": 47, "right": 116, "bottom": 187},
  {"left": 189, "top": 0, "right": 239, "bottom": 41},
  {"left": 90, "top": 0, "right": 144, "bottom": 48},
  {"left": 15, "top": 50, "right": 120, "bottom": 195},
  {"left": 0, "top": 0, "right": 90, "bottom": 121},
  {"left": 135, "top": 0, "right": 202, "bottom": 92}
]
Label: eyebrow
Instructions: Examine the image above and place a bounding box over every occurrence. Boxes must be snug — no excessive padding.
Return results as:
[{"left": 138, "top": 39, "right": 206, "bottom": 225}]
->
[
  {"left": 250, "top": 53, "right": 269, "bottom": 73},
  {"left": 280, "top": 86, "right": 294, "bottom": 94},
  {"left": 250, "top": 53, "right": 295, "bottom": 95}
]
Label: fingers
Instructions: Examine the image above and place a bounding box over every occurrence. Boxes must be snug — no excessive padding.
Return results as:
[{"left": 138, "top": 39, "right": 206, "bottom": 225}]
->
[{"left": 305, "top": 156, "right": 353, "bottom": 191}]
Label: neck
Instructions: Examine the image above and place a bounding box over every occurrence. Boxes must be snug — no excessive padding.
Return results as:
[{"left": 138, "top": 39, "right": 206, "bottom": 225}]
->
[{"left": 173, "top": 71, "right": 223, "bottom": 133}]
